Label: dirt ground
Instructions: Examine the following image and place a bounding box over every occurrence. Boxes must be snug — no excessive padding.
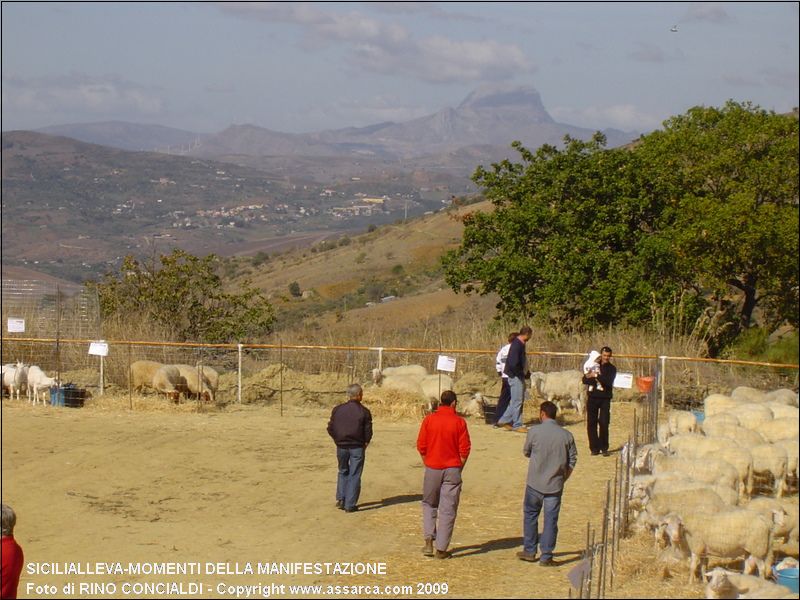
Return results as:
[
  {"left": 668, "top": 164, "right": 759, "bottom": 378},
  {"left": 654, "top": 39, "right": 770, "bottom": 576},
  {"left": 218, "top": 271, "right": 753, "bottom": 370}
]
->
[{"left": 1, "top": 398, "right": 707, "bottom": 599}]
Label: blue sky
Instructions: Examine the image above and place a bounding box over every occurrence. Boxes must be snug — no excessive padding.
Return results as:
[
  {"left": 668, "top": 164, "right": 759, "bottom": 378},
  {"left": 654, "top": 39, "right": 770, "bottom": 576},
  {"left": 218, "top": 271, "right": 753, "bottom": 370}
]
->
[{"left": 2, "top": 2, "right": 797, "bottom": 134}]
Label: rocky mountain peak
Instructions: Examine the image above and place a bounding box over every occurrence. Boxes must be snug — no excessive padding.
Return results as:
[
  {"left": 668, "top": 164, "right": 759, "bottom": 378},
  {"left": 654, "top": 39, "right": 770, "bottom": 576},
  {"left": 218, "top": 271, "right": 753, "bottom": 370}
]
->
[{"left": 457, "top": 84, "right": 552, "bottom": 119}]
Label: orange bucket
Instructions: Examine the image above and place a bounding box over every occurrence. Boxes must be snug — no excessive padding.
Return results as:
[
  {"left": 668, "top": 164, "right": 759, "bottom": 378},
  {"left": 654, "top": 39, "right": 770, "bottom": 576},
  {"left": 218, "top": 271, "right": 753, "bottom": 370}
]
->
[{"left": 636, "top": 376, "right": 655, "bottom": 393}]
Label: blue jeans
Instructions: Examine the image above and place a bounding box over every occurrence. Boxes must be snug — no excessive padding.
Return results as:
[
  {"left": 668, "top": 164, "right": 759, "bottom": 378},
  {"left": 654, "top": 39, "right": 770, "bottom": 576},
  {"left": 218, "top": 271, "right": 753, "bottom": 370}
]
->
[
  {"left": 522, "top": 485, "right": 562, "bottom": 561},
  {"left": 498, "top": 376, "right": 524, "bottom": 428},
  {"left": 495, "top": 378, "right": 511, "bottom": 424},
  {"left": 336, "top": 446, "right": 365, "bottom": 510}
]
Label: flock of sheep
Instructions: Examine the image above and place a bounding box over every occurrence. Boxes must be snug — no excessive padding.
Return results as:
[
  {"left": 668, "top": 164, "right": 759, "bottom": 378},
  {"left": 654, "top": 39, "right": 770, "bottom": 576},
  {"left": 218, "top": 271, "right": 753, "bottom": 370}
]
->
[
  {"left": 1, "top": 361, "right": 57, "bottom": 404},
  {"left": 369, "top": 365, "right": 587, "bottom": 417},
  {"left": 130, "top": 360, "right": 218, "bottom": 403},
  {"left": 626, "top": 386, "right": 799, "bottom": 595}
]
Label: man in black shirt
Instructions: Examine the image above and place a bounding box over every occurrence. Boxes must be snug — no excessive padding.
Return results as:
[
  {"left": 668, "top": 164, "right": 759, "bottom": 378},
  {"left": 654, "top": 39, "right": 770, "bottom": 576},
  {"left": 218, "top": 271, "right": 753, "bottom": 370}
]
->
[
  {"left": 497, "top": 326, "right": 532, "bottom": 433},
  {"left": 582, "top": 346, "right": 617, "bottom": 456},
  {"left": 327, "top": 384, "right": 373, "bottom": 512}
]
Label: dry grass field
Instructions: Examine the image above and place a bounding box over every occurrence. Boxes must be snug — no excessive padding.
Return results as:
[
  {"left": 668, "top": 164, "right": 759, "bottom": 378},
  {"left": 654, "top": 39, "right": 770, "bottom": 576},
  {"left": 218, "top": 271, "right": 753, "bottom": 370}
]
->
[{"left": 2, "top": 392, "right": 713, "bottom": 600}]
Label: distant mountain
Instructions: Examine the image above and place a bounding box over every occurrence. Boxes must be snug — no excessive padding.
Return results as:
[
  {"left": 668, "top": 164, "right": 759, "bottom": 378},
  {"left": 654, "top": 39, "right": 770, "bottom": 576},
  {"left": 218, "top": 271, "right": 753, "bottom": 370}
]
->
[
  {"left": 189, "top": 84, "right": 635, "bottom": 160},
  {"left": 35, "top": 121, "right": 202, "bottom": 152},
  {"left": 29, "top": 85, "right": 636, "bottom": 162}
]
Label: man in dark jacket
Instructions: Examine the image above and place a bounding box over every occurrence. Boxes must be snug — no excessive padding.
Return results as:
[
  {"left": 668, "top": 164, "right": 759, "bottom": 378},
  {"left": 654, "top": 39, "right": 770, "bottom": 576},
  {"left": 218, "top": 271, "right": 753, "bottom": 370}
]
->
[
  {"left": 327, "top": 384, "right": 373, "bottom": 512},
  {"left": 497, "top": 326, "right": 532, "bottom": 433},
  {"left": 582, "top": 346, "right": 617, "bottom": 456}
]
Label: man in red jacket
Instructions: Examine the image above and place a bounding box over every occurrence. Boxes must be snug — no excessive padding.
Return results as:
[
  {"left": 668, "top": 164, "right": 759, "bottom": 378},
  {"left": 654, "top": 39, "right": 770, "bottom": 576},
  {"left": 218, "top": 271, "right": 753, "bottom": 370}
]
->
[
  {"left": 416, "top": 390, "right": 471, "bottom": 559},
  {"left": 1, "top": 504, "right": 24, "bottom": 600}
]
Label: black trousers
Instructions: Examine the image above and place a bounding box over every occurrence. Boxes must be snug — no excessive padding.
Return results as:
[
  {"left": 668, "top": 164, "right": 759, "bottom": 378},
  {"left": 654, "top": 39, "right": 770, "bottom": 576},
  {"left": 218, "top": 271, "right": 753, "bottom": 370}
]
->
[
  {"left": 495, "top": 378, "right": 511, "bottom": 423},
  {"left": 586, "top": 396, "right": 611, "bottom": 453}
]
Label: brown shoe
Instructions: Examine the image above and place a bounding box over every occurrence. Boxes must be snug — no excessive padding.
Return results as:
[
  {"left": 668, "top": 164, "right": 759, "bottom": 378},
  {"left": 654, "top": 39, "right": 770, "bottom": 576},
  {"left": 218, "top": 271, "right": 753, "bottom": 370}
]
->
[
  {"left": 513, "top": 426, "right": 528, "bottom": 433},
  {"left": 422, "top": 538, "right": 434, "bottom": 557},
  {"left": 499, "top": 423, "right": 513, "bottom": 431},
  {"left": 539, "top": 558, "right": 557, "bottom": 567},
  {"left": 434, "top": 549, "right": 452, "bottom": 559},
  {"left": 516, "top": 551, "right": 538, "bottom": 562}
]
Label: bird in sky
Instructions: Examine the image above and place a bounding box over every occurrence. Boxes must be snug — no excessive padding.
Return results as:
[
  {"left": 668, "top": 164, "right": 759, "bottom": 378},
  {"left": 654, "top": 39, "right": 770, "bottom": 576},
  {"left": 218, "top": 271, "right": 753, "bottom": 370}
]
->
[{"left": 670, "top": 25, "right": 678, "bottom": 32}]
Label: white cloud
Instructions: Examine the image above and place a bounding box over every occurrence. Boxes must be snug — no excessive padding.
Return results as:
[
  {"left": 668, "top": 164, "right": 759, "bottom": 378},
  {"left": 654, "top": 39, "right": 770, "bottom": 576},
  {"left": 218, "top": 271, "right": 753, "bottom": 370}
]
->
[
  {"left": 321, "top": 96, "right": 431, "bottom": 125},
  {"left": 2, "top": 73, "right": 164, "bottom": 121},
  {"left": 217, "top": 3, "right": 533, "bottom": 84},
  {"left": 550, "top": 104, "right": 662, "bottom": 132}
]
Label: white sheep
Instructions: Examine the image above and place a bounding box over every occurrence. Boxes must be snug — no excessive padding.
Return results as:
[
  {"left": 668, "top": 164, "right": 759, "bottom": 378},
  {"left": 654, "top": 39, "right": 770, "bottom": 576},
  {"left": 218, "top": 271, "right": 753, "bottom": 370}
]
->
[
  {"left": 764, "top": 388, "right": 799, "bottom": 407},
  {"left": 704, "top": 567, "right": 796, "bottom": 599},
  {"left": 731, "top": 386, "right": 769, "bottom": 404},
  {"left": 746, "top": 497, "right": 798, "bottom": 545},
  {"left": 749, "top": 443, "right": 788, "bottom": 497},
  {"left": 420, "top": 374, "right": 454, "bottom": 404},
  {"left": 633, "top": 442, "right": 668, "bottom": 474},
  {"left": 458, "top": 393, "right": 484, "bottom": 418},
  {"left": 754, "top": 419, "right": 800, "bottom": 444},
  {"left": 530, "top": 369, "right": 585, "bottom": 416},
  {"left": 668, "top": 434, "right": 752, "bottom": 500},
  {"left": 701, "top": 412, "right": 741, "bottom": 434},
  {"left": 196, "top": 365, "right": 218, "bottom": 402},
  {"left": 704, "top": 394, "right": 746, "bottom": 417},
  {"left": 130, "top": 360, "right": 164, "bottom": 393},
  {"left": 152, "top": 365, "right": 186, "bottom": 402},
  {"left": 2, "top": 362, "right": 27, "bottom": 401},
  {"left": 174, "top": 364, "right": 214, "bottom": 402},
  {"left": 25, "top": 365, "right": 56, "bottom": 405},
  {"left": 765, "top": 402, "right": 799, "bottom": 422},
  {"left": 379, "top": 373, "right": 427, "bottom": 395},
  {"left": 651, "top": 477, "right": 739, "bottom": 507},
  {"left": 680, "top": 508, "right": 775, "bottom": 582},
  {"left": 728, "top": 404, "right": 774, "bottom": 431},
  {"left": 371, "top": 365, "right": 428, "bottom": 384},
  {"left": 703, "top": 422, "right": 767, "bottom": 448},
  {"left": 641, "top": 488, "right": 728, "bottom": 547},
  {"left": 773, "top": 438, "right": 799, "bottom": 483},
  {"left": 652, "top": 453, "right": 740, "bottom": 496},
  {"left": 667, "top": 410, "right": 699, "bottom": 437}
]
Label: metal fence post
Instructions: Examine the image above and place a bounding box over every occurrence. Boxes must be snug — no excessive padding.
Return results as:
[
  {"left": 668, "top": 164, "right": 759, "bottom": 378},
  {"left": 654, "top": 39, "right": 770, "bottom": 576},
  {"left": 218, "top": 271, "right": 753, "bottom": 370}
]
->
[{"left": 237, "top": 343, "right": 243, "bottom": 404}]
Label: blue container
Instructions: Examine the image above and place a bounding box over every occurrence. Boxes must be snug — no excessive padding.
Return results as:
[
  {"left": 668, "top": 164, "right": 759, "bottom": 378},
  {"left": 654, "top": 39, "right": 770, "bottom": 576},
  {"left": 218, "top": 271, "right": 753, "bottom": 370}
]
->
[
  {"left": 50, "top": 386, "right": 65, "bottom": 406},
  {"left": 774, "top": 567, "right": 799, "bottom": 593},
  {"left": 691, "top": 409, "right": 705, "bottom": 424},
  {"left": 49, "top": 384, "right": 84, "bottom": 408}
]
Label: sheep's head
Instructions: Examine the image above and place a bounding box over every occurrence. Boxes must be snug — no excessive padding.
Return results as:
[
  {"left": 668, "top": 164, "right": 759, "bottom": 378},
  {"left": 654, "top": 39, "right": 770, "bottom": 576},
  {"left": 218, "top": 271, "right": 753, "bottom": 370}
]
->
[
  {"left": 661, "top": 513, "right": 683, "bottom": 548},
  {"left": 703, "top": 567, "right": 735, "bottom": 597}
]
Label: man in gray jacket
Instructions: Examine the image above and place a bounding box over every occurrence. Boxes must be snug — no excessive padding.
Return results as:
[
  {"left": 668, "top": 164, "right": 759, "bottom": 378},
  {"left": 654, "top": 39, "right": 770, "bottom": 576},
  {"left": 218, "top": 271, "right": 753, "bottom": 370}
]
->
[{"left": 516, "top": 401, "right": 577, "bottom": 566}]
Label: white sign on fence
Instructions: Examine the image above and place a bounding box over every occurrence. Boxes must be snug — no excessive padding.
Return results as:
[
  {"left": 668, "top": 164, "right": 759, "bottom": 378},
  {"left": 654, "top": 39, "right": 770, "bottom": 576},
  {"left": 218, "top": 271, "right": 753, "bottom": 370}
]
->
[
  {"left": 7, "top": 318, "right": 25, "bottom": 333},
  {"left": 436, "top": 355, "right": 457, "bottom": 373},
  {"left": 88, "top": 341, "right": 109, "bottom": 357},
  {"left": 613, "top": 372, "right": 633, "bottom": 389}
]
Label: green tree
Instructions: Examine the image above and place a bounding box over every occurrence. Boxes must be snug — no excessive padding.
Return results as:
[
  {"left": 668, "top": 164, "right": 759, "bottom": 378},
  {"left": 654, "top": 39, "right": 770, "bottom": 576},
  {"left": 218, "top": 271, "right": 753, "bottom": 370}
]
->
[
  {"left": 442, "top": 134, "right": 683, "bottom": 329},
  {"left": 637, "top": 101, "right": 799, "bottom": 350},
  {"left": 91, "top": 249, "right": 274, "bottom": 343},
  {"left": 288, "top": 281, "right": 302, "bottom": 297},
  {"left": 441, "top": 102, "right": 798, "bottom": 355}
]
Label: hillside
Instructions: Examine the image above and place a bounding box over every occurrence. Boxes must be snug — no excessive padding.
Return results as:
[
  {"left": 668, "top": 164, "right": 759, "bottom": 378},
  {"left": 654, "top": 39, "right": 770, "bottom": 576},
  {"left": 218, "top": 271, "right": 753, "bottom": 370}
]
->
[
  {"left": 229, "top": 199, "right": 501, "bottom": 343},
  {"left": 0, "top": 131, "right": 448, "bottom": 282}
]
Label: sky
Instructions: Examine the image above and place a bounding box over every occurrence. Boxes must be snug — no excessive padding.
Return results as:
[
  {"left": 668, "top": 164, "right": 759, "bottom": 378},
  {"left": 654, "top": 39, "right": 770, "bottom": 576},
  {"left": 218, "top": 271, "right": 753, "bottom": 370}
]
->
[{"left": 1, "top": 2, "right": 798, "bottom": 135}]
